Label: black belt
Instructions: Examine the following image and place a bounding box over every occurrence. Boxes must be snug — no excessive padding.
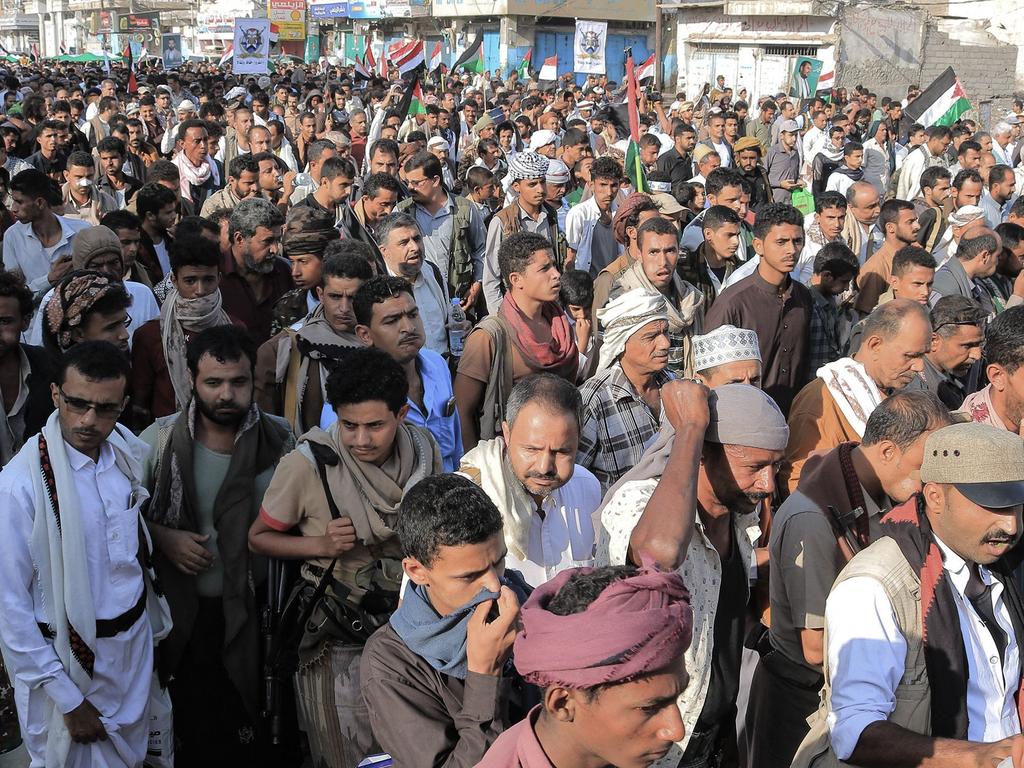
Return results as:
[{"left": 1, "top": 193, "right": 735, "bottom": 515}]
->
[{"left": 39, "top": 587, "right": 147, "bottom": 640}]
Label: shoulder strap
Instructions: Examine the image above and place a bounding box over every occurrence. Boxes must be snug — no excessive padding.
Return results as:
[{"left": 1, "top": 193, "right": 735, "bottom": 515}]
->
[
  {"left": 282, "top": 329, "right": 304, "bottom": 433},
  {"left": 306, "top": 441, "right": 342, "bottom": 522}
]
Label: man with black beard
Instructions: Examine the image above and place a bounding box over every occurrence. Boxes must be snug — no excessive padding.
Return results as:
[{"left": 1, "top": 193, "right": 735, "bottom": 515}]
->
[
  {"left": 141, "top": 325, "right": 295, "bottom": 767},
  {"left": 220, "top": 197, "right": 291, "bottom": 345}
]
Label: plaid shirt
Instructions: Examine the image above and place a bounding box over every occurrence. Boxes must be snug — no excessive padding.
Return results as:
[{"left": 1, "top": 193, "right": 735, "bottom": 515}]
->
[
  {"left": 808, "top": 285, "right": 843, "bottom": 373},
  {"left": 577, "top": 365, "right": 674, "bottom": 493}
]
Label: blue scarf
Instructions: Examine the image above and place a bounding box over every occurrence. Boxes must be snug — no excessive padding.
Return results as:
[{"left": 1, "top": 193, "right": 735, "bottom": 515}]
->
[{"left": 390, "top": 571, "right": 529, "bottom": 680}]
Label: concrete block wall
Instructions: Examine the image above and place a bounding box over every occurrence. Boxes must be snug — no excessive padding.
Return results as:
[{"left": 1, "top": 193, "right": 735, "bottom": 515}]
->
[
  {"left": 837, "top": 18, "right": 1017, "bottom": 111},
  {"left": 918, "top": 25, "right": 1017, "bottom": 104}
]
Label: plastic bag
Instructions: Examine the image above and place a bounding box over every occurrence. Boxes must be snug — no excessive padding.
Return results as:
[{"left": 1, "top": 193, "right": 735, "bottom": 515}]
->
[
  {"left": 145, "top": 673, "right": 174, "bottom": 768},
  {"left": 791, "top": 187, "right": 815, "bottom": 217}
]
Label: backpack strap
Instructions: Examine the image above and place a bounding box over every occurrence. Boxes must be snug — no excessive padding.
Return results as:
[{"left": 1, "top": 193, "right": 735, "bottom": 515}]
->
[{"left": 475, "top": 315, "right": 514, "bottom": 439}]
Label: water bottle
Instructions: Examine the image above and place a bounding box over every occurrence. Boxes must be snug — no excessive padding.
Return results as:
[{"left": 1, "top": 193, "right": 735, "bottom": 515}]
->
[{"left": 449, "top": 298, "right": 469, "bottom": 357}]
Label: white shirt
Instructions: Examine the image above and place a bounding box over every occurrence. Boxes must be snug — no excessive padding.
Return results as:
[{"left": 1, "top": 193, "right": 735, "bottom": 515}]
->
[
  {"left": 0, "top": 438, "right": 152, "bottom": 766},
  {"left": 565, "top": 195, "right": 620, "bottom": 275},
  {"left": 24, "top": 281, "right": 159, "bottom": 350},
  {"left": 825, "top": 536, "right": 1021, "bottom": 760},
  {"left": 2, "top": 216, "right": 91, "bottom": 293},
  {"left": 504, "top": 465, "right": 601, "bottom": 587},
  {"left": 826, "top": 170, "right": 856, "bottom": 197},
  {"left": 712, "top": 139, "right": 732, "bottom": 168}
]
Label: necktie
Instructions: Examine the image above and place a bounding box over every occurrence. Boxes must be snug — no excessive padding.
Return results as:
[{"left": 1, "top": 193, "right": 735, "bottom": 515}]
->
[{"left": 966, "top": 564, "right": 1007, "bottom": 666}]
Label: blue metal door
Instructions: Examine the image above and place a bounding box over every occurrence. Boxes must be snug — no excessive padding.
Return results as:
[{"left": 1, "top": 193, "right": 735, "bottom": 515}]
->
[
  {"left": 606, "top": 34, "right": 650, "bottom": 85},
  {"left": 483, "top": 30, "right": 500, "bottom": 75},
  {"left": 534, "top": 30, "right": 575, "bottom": 80}
]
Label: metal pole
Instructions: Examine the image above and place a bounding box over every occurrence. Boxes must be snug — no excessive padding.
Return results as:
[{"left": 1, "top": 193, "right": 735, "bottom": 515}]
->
[{"left": 654, "top": 2, "right": 661, "bottom": 91}]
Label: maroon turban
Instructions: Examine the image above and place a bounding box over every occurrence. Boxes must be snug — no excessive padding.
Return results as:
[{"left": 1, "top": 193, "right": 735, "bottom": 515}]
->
[
  {"left": 513, "top": 565, "right": 693, "bottom": 689},
  {"left": 612, "top": 192, "right": 654, "bottom": 246}
]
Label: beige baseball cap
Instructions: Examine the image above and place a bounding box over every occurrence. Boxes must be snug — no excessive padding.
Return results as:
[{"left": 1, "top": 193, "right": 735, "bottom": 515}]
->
[{"left": 920, "top": 423, "right": 1024, "bottom": 508}]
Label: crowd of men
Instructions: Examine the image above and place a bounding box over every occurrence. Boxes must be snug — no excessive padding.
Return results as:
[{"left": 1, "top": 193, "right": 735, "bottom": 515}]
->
[{"left": 0, "top": 50, "right": 1023, "bottom": 768}]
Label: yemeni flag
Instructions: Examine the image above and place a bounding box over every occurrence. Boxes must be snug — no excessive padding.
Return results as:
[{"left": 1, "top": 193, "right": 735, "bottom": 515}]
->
[
  {"left": 905, "top": 67, "right": 971, "bottom": 128},
  {"left": 623, "top": 50, "right": 647, "bottom": 193},
  {"left": 392, "top": 40, "right": 425, "bottom": 77},
  {"left": 637, "top": 53, "right": 656, "bottom": 84},
  {"left": 452, "top": 33, "right": 484, "bottom": 74},
  {"left": 354, "top": 57, "right": 372, "bottom": 81},
  {"left": 364, "top": 42, "right": 376, "bottom": 73},
  {"left": 538, "top": 55, "right": 557, "bottom": 84},
  {"left": 122, "top": 43, "right": 137, "bottom": 92},
  {"left": 218, "top": 44, "right": 233, "bottom": 67},
  {"left": 517, "top": 49, "right": 532, "bottom": 80},
  {"left": 428, "top": 41, "right": 442, "bottom": 75},
  {"left": 397, "top": 73, "right": 426, "bottom": 118}
]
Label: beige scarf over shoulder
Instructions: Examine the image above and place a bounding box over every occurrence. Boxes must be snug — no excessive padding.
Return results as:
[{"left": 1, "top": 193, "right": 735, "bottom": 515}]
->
[{"left": 616, "top": 260, "right": 705, "bottom": 376}]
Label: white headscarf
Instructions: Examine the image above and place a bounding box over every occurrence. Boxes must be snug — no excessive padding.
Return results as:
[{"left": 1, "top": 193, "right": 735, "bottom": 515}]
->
[{"left": 595, "top": 289, "right": 669, "bottom": 374}]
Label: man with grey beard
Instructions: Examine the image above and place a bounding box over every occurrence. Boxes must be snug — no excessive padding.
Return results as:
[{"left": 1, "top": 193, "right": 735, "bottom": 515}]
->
[{"left": 220, "top": 197, "right": 290, "bottom": 344}]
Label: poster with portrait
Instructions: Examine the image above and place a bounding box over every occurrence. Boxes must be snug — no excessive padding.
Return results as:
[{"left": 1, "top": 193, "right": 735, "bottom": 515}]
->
[
  {"left": 161, "top": 33, "right": 183, "bottom": 69},
  {"left": 789, "top": 56, "right": 822, "bottom": 99},
  {"left": 232, "top": 18, "right": 271, "bottom": 75}
]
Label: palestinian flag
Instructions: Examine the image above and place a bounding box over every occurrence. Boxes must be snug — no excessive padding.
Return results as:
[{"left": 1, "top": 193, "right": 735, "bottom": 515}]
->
[
  {"left": 623, "top": 50, "right": 647, "bottom": 193},
  {"left": 428, "top": 41, "right": 442, "bottom": 75},
  {"left": 517, "top": 49, "right": 532, "bottom": 80},
  {"left": 905, "top": 67, "right": 971, "bottom": 128},
  {"left": 398, "top": 74, "right": 426, "bottom": 118},
  {"left": 636, "top": 53, "right": 655, "bottom": 83},
  {"left": 452, "top": 33, "right": 484, "bottom": 74},
  {"left": 218, "top": 44, "right": 233, "bottom": 67},
  {"left": 392, "top": 40, "right": 425, "bottom": 77}
]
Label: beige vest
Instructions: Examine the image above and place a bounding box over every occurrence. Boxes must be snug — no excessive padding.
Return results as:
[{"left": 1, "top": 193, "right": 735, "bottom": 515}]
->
[{"left": 792, "top": 536, "right": 931, "bottom": 768}]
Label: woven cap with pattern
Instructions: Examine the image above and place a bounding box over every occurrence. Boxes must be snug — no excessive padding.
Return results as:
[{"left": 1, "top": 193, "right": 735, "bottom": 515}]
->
[{"left": 693, "top": 325, "right": 761, "bottom": 372}]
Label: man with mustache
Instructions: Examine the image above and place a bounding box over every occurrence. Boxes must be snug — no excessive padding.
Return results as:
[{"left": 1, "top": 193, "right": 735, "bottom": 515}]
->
[
  {"left": 140, "top": 326, "right": 294, "bottom": 765},
  {"left": 782, "top": 299, "right": 932, "bottom": 492},
  {"left": 747, "top": 391, "right": 954, "bottom": 768},
  {"left": 906, "top": 296, "right": 985, "bottom": 410},
  {"left": 354, "top": 276, "right": 463, "bottom": 472},
  {"left": 249, "top": 348, "right": 444, "bottom": 768},
  {"left": 130, "top": 234, "right": 235, "bottom": 428},
  {"left": 793, "top": 423, "right": 1024, "bottom": 768},
  {"left": 0, "top": 342, "right": 166, "bottom": 768},
  {"left": 458, "top": 374, "right": 601, "bottom": 588},
  {"left": 220, "top": 197, "right": 290, "bottom": 345},
  {"left": 577, "top": 290, "right": 674, "bottom": 494},
  {"left": 377, "top": 212, "right": 451, "bottom": 357},
  {"left": 607, "top": 217, "right": 705, "bottom": 378},
  {"left": 598, "top": 382, "right": 790, "bottom": 768}
]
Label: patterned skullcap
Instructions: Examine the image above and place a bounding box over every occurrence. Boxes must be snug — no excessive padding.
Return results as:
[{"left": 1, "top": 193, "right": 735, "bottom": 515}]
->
[
  {"left": 508, "top": 151, "right": 550, "bottom": 181},
  {"left": 693, "top": 324, "right": 761, "bottom": 372},
  {"left": 545, "top": 158, "right": 571, "bottom": 184},
  {"left": 46, "top": 271, "right": 123, "bottom": 352}
]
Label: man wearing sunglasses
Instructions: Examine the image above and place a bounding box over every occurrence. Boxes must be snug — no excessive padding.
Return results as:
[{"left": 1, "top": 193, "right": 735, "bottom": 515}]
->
[{"left": 0, "top": 341, "right": 168, "bottom": 768}]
